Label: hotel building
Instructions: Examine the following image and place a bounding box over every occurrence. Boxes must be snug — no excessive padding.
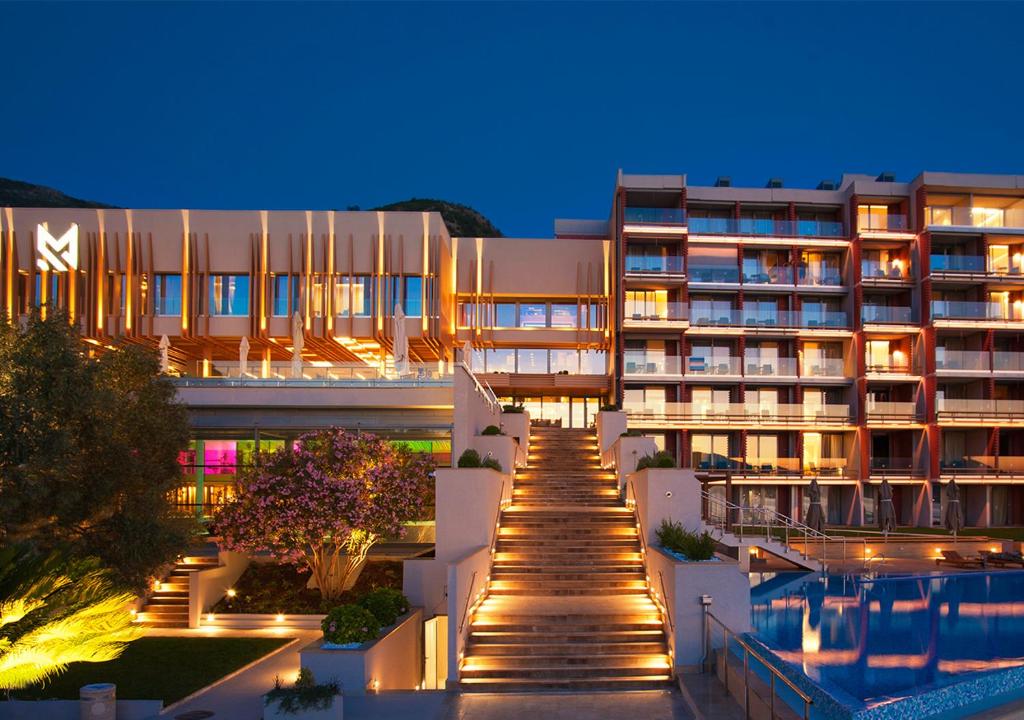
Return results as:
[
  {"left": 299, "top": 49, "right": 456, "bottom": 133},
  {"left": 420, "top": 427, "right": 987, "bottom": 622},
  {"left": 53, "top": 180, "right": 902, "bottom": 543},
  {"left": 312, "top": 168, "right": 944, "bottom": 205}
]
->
[{"left": 3, "top": 169, "right": 1024, "bottom": 529}]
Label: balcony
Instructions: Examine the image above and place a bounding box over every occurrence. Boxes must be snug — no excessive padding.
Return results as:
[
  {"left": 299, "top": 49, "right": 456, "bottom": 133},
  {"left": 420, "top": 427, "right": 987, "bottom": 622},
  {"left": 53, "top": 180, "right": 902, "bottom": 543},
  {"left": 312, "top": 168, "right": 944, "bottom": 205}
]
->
[
  {"left": 688, "top": 218, "right": 845, "bottom": 238},
  {"left": 937, "top": 350, "right": 989, "bottom": 372},
  {"left": 742, "top": 265, "right": 794, "bottom": 285},
  {"left": 862, "top": 305, "right": 914, "bottom": 324},
  {"left": 927, "top": 206, "right": 1024, "bottom": 232},
  {"left": 796, "top": 265, "right": 844, "bottom": 287},
  {"left": 623, "top": 302, "right": 688, "bottom": 328},
  {"left": 625, "top": 401, "right": 851, "bottom": 426},
  {"left": 689, "top": 266, "right": 740, "bottom": 283},
  {"left": 866, "top": 402, "right": 918, "bottom": 423},
  {"left": 930, "top": 255, "right": 986, "bottom": 273},
  {"left": 689, "top": 308, "right": 849, "bottom": 330},
  {"left": 744, "top": 357, "right": 798, "bottom": 377},
  {"left": 624, "top": 207, "right": 686, "bottom": 226},
  {"left": 625, "top": 255, "right": 686, "bottom": 275},
  {"left": 801, "top": 358, "right": 846, "bottom": 378},
  {"left": 937, "top": 398, "right": 1024, "bottom": 423},
  {"left": 729, "top": 457, "right": 801, "bottom": 476},
  {"left": 993, "top": 351, "right": 1024, "bottom": 373},
  {"left": 941, "top": 455, "right": 1024, "bottom": 477},
  {"left": 857, "top": 215, "right": 910, "bottom": 233},
  {"left": 685, "top": 355, "right": 741, "bottom": 377},
  {"left": 869, "top": 457, "right": 919, "bottom": 476},
  {"left": 861, "top": 260, "right": 909, "bottom": 281},
  {"left": 866, "top": 357, "right": 913, "bottom": 375},
  {"left": 622, "top": 355, "right": 681, "bottom": 377},
  {"left": 931, "top": 300, "right": 1016, "bottom": 322}
]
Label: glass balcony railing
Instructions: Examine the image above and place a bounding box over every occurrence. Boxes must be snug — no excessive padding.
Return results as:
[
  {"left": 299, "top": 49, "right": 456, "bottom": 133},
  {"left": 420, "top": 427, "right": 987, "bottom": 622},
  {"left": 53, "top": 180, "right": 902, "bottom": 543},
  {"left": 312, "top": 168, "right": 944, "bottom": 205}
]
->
[
  {"left": 176, "top": 362, "right": 451, "bottom": 387},
  {"left": 936, "top": 350, "right": 989, "bottom": 371},
  {"left": 689, "top": 266, "right": 741, "bottom": 283},
  {"left": 941, "top": 455, "right": 1024, "bottom": 475},
  {"left": 802, "top": 358, "right": 846, "bottom": 377},
  {"left": 796, "top": 265, "right": 844, "bottom": 286},
  {"left": 866, "top": 359, "right": 912, "bottom": 374},
  {"left": 733, "top": 457, "right": 802, "bottom": 475},
  {"left": 742, "top": 266, "right": 794, "bottom": 284},
  {"left": 625, "top": 255, "right": 686, "bottom": 274},
  {"left": 624, "top": 302, "right": 688, "bottom": 323},
  {"left": 930, "top": 255, "right": 986, "bottom": 273},
  {"left": 624, "top": 401, "right": 851, "bottom": 424},
  {"left": 685, "top": 356, "right": 742, "bottom": 376},
  {"left": 862, "top": 305, "right": 913, "bottom": 324},
  {"left": 857, "top": 215, "right": 909, "bottom": 232},
  {"left": 861, "top": 261, "right": 909, "bottom": 280},
  {"left": 931, "top": 300, "right": 1012, "bottom": 321},
  {"left": 993, "top": 352, "right": 1024, "bottom": 372},
  {"left": 866, "top": 402, "right": 918, "bottom": 421},
  {"left": 743, "top": 357, "right": 798, "bottom": 377},
  {"left": 927, "top": 206, "right": 1024, "bottom": 230},
  {"left": 622, "top": 355, "right": 682, "bottom": 376},
  {"left": 624, "top": 207, "right": 686, "bottom": 225},
  {"left": 937, "top": 398, "right": 1024, "bottom": 419},
  {"left": 689, "top": 308, "right": 849, "bottom": 329},
  {"left": 869, "top": 457, "right": 917, "bottom": 474},
  {"left": 688, "top": 218, "right": 844, "bottom": 237}
]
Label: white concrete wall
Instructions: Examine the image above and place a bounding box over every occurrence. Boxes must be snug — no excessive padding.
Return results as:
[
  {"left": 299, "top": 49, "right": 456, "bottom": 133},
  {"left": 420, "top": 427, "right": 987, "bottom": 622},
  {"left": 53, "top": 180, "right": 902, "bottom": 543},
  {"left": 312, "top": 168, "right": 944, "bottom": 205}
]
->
[
  {"left": 471, "top": 435, "right": 516, "bottom": 474},
  {"left": 188, "top": 551, "right": 250, "bottom": 628},
  {"left": 0, "top": 700, "right": 162, "bottom": 720},
  {"left": 446, "top": 545, "right": 491, "bottom": 684},
  {"left": 299, "top": 609, "right": 424, "bottom": 695},
  {"left": 611, "top": 436, "right": 658, "bottom": 489},
  {"left": 596, "top": 410, "right": 627, "bottom": 467},
  {"left": 627, "top": 468, "right": 702, "bottom": 546},
  {"left": 433, "top": 467, "right": 508, "bottom": 562},
  {"left": 500, "top": 411, "right": 530, "bottom": 467},
  {"left": 452, "top": 364, "right": 501, "bottom": 465}
]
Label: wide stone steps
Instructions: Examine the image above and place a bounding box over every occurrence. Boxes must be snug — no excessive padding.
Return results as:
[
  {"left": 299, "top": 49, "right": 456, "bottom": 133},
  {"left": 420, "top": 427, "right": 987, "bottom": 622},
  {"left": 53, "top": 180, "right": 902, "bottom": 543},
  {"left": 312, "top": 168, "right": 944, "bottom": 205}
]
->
[
  {"left": 138, "top": 556, "right": 218, "bottom": 628},
  {"left": 459, "top": 676, "right": 673, "bottom": 692},
  {"left": 461, "top": 660, "right": 670, "bottom": 679},
  {"left": 470, "top": 629, "right": 666, "bottom": 644}
]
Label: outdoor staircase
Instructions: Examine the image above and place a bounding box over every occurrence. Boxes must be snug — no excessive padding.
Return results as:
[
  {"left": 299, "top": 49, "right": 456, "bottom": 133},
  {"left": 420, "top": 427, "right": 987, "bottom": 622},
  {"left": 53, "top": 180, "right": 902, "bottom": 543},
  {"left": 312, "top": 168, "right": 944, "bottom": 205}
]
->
[
  {"left": 461, "top": 426, "right": 673, "bottom": 691},
  {"left": 137, "top": 556, "right": 217, "bottom": 628}
]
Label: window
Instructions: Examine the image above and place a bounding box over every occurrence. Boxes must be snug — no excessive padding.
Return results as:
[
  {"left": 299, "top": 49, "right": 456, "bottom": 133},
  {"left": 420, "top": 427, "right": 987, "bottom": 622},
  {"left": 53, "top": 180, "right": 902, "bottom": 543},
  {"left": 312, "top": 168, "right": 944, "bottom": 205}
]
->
[
  {"left": 692, "top": 434, "right": 731, "bottom": 470},
  {"left": 485, "top": 348, "right": 515, "bottom": 373},
  {"left": 154, "top": 274, "right": 182, "bottom": 316},
  {"left": 550, "top": 303, "right": 578, "bottom": 328},
  {"left": 517, "top": 348, "right": 548, "bottom": 373},
  {"left": 33, "top": 273, "right": 59, "bottom": 309},
  {"left": 403, "top": 277, "right": 423, "bottom": 317},
  {"left": 926, "top": 206, "right": 953, "bottom": 226},
  {"left": 458, "top": 302, "right": 477, "bottom": 328},
  {"left": 272, "top": 274, "right": 299, "bottom": 317},
  {"left": 626, "top": 290, "right": 668, "bottom": 320},
  {"left": 580, "top": 350, "right": 606, "bottom": 374},
  {"left": 519, "top": 304, "right": 547, "bottom": 327},
  {"left": 209, "top": 275, "right": 249, "bottom": 316},
  {"left": 857, "top": 205, "right": 890, "bottom": 231},
  {"left": 310, "top": 274, "right": 326, "bottom": 317},
  {"left": 495, "top": 303, "right": 516, "bottom": 327},
  {"left": 550, "top": 349, "right": 579, "bottom": 373}
]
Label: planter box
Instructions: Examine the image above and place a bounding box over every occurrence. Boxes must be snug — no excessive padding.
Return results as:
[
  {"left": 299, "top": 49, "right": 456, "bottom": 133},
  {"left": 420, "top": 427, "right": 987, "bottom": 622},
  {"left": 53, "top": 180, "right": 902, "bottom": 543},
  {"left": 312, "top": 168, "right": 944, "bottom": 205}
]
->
[
  {"left": 471, "top": 435, "right": 516, "bottom": 475},
  {"left": 299, "top": 609, "right": 423, "bottom": 696},
  {"left": 500, "top": 410, "right": 530, "bottom": 466},
  {"left": 0, "top": 699, "right": 162, "bottom": 720},
  {"left": 264, "top": 694, "right": 343, "bottom": 720}
]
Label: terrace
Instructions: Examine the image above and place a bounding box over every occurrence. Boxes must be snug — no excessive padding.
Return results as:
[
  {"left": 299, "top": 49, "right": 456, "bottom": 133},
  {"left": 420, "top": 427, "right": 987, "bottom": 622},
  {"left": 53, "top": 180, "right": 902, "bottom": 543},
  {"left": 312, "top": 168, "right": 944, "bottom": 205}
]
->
[{"left": 625, "top": 401, "right": 851, "bottom": 427}]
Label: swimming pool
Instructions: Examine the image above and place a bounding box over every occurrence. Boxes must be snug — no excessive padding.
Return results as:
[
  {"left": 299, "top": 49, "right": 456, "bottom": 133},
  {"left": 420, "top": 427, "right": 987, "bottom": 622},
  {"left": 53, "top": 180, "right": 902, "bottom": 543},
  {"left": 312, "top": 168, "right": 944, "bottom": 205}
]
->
[{"left": 749, "top": 571, "right": 1024, "bottom": 719}]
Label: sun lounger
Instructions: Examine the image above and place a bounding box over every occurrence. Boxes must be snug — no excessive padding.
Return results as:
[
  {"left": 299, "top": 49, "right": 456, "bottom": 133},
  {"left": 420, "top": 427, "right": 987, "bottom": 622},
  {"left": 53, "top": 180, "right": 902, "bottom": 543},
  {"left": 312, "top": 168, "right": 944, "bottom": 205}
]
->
[
  {"left": 982, "top": 551, "right": 1024, "bottom": 568},
  {"left": 935, "top": 550, "right": 986, "bottom": 568}
]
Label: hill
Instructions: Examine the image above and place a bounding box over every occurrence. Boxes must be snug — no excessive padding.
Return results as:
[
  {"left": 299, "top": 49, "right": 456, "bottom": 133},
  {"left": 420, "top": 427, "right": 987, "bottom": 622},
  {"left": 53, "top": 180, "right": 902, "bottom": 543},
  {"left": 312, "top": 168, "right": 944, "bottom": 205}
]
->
[
  {"left": 0, "top": 177, "right": 115, "bottom": 208},
  {"left": 373, "top": 198, "right": 502, "bottom": 238}
]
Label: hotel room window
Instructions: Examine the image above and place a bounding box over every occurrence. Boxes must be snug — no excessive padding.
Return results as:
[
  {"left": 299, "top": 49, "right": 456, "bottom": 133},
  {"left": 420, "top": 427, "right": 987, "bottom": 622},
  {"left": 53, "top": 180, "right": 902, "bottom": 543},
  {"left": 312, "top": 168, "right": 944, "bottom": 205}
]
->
[
  {"left": 550, "top": 303, "right": 578, "bottom": 328},
  {"left": 517, "top": 349, "right": 548, "bottom": 373},
  {"left": 404, "top": 277, "right": 423, "bottom": 317},
  {"left": 519, "top": 303, "right": 548, "bottom": 327},
  {"left": 334, "top": 276, "right": 372, "bottom": 317},
  {"left": 485, "top": 348, "right": 515, "bottom": 373},
  {"left": 271, "top": 274, "right": 299, "bottom": 317},
  {"left": 495, "top": 303, "right": 516, "bottom": 327},
  {"left": 153, "top": 274, "right": 182, "bottom": 316},
  {"left": 209, "top": 274, "right": 250, "bottom": 316},
  {"left": 550, "top": 349, "right": 579, "bottom": 373}
]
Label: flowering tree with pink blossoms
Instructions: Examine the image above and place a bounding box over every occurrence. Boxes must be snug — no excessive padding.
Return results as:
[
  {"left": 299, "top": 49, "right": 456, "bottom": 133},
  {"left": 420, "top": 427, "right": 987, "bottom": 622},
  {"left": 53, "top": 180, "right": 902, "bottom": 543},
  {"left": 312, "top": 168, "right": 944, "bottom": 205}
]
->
[{"left": 213, "top": 429, "right": 433, "bottom": 600}]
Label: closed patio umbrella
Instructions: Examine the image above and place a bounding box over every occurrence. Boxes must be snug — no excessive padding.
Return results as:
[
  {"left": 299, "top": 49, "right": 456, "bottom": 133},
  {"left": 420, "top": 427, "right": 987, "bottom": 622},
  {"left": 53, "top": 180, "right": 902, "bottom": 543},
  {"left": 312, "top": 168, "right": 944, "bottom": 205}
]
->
[
  {"left": 944, "top": 479, "right": 964, "bottom": 537},
  {"left": 290, "top": 311, "right": 304, "bottom": 378},
  {"left": 238, "top": 336, "right": 250, "bottom": 377},
  {"left": 393, "top": 304, "right": 409, "bottom": 377},
  {"left": 805, "top": 478, "right": 825, "bottom": 533},
  {"left": 878, "top": 478, "right": 897, "bottom": 533}
]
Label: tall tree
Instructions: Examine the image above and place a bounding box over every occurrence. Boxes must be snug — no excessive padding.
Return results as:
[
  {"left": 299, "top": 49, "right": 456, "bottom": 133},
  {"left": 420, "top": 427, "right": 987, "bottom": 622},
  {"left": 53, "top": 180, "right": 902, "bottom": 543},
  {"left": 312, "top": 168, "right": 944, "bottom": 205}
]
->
[
  {"left": 0, "top": 312, "right": 195, "bottom": 590},
  {"left": 214, "top": 429, "right": 433, "bottom": 600}
]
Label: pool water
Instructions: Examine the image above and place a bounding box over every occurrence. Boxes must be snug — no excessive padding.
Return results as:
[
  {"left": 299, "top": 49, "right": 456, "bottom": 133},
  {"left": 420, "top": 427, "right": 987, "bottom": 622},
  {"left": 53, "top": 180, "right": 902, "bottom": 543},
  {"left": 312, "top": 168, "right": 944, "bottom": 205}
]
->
[{"left": 750, "top": 571, "right": 1024, "bottom": 717}]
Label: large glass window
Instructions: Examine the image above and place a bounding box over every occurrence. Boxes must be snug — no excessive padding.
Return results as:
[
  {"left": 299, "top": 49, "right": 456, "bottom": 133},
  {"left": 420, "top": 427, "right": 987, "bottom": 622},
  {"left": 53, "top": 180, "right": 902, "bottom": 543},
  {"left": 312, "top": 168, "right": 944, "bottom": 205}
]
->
[
  {"left": 517, "top": 348, "right": 548, "bottom": 373},
  {"left": 485, "top": 348, "right": 516, "bottom": 373},
  {"left": 209, "top": 275, "right": 249, "bottom": 316},
  {"left": 519, "top": 303, "right": 548, "bottom": 327},
  {"left": 153, "top": 274, "right": 182, "bottom": 316},
  {"left": 404, "top": 276, "right": 423, "bottom": 317},
  {"left": 580, "top": 350, "right": 607, "bottom": 374},
  {"left": 334, "top": 276, "right": 372, "bottom": 317},
  {"left": 33, "top": 273, "right": 59, "bottom": 308},
  {"left": 271, "top": 275, "right": 296, "bottom": 317},
  {"left": 495, "top": 303, "right": 516, "bottom": 327},
  {"left": 550, "top": 349, "right": 579, "bottom": 373},
  {"left": 550, "top": 304, "right": 578, "bottom": 328}
]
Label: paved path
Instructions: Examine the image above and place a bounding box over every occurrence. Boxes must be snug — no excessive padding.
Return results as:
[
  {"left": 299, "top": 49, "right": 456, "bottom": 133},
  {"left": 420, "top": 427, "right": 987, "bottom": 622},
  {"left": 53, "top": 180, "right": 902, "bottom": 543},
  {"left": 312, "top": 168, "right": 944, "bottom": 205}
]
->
[{"left": 157, "top": 629, "right": 318, "bottom": 720}]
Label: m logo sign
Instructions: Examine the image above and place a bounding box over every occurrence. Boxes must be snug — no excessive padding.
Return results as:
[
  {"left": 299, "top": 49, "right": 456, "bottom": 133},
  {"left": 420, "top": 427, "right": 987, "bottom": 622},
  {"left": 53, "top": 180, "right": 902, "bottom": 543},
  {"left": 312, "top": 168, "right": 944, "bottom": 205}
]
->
[{"left": 36, "top": 223, "right": 79, "bottom": 272}]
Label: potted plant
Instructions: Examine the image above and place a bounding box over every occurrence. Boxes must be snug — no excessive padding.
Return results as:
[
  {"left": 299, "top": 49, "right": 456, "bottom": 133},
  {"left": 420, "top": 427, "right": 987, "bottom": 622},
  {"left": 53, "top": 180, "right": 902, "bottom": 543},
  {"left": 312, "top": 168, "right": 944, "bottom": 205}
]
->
[{"left": 264, "top": 668, "right": 342, "bottom": 720}]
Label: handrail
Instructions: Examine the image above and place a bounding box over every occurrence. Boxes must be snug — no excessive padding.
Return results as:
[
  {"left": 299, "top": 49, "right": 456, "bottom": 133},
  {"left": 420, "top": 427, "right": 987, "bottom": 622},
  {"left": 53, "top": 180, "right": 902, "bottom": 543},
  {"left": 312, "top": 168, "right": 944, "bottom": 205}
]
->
[
  {"left": 626, "top": 479, "right": 647, "bottom": 555},
  {"left": 706, "top": 611, "right": 812, "bottom": 720},
  {"left": 658, "top": 571, "right": 674, "bottom": 632},
  {"left": 457, "top": 570, "right": 478, "bottom": 634},
  {"left": 457, "top": 361, "right": 501, "bottom": 414},
  {"left": 489, "top": 481, "right": 506, "bottom": 551}
]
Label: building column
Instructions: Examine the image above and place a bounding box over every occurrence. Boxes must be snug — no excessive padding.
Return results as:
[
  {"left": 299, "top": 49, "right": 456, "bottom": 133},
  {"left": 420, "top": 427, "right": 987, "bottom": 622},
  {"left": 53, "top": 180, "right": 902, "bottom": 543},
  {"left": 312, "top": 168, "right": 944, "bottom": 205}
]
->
[{"left": 194, "top": 439, "right": 205, "bottom": 521}]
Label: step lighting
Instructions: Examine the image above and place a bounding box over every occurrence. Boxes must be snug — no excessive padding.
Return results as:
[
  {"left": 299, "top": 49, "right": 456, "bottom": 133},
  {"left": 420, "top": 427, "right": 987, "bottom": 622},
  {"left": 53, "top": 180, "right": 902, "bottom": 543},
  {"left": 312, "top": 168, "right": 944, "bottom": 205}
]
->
[
  {"left": 276, "top": 613, "right": 286, "bottom": 622},
  {"left": 227, "top": 588, "right": 237, "bottom": 598}
]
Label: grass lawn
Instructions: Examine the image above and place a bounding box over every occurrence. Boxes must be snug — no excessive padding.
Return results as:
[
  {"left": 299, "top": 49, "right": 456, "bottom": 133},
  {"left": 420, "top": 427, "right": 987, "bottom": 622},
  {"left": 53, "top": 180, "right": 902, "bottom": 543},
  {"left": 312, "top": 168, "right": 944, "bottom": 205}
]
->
[{"left": 12, "top": 636, "right": 290, "bottom": 705}]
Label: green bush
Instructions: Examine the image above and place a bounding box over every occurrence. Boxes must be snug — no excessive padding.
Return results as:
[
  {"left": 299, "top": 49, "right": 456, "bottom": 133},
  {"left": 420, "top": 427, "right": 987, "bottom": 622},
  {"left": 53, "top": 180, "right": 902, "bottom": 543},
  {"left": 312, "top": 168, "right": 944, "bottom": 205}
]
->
[
  {"left": 265, "top": 668, "right": 339, "bottom": 715},
  {"left": 655, "top": 519, "right": 716, "bottom": 561},
  {"left": 457, "top": 449, "right": 481, "bottom": 468},
  {"left": 321, "top": 604, "right": 380, "bottom": 644},
  {"left": 502, "top": 404, "right": 525, "bottom": 413},
  {"left": 636, "top": 451, "right": 676, "bottom": 470},
  {"left": 481, "top": 425, "right": 503, "bottom": 436},
  {"left": 359, "top": 588, "right": 411, "bottom": 627},
  {"left": 481, "top": 456, "right": 502, "bottom": 472},
  {"left": 600, "top": 403, "right": 619, "bottom": 412},
  {"left": 620, "top": 429, "right": 643, "bottom": 437}
]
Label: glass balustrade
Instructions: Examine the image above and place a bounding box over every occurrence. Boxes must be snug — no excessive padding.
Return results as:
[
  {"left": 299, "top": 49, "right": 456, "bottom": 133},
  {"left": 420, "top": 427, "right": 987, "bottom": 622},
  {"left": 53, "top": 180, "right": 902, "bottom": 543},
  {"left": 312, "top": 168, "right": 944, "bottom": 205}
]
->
[
  {"left": 689, "top": 266, "right": 741, "bottom": 283},
  {"left": 930, "top": 255, "right": 986, "bottom": 272},
  {"left": 802, "top": 358, "right": 846, "bottom": 377},
  {"left": 624, "top": 255, "right": 686, "bottom": 274},
  {"left": 684, "top": 356, "right": 742, "bottom": 376},
  {"left": 688, "top": 218, "right": 844, "bottom": 237},
  {"left": 623, "top": 301, "right": 688, "bottom": 323},
  {"left": 931, "top": 300, "right": 1009, "bottom": 320},
  {"left": 865, "top": 402, "right": 918, "bottom": 420},
  {"left": 862, "top": 305, "right": 913, "bottom": 324},
  {"left": 936, "top": 350, "right": 989, "bottom": 371},
  {"left": 622, "top": 355, "right": 682, "bottom": 376},
  {"left": 624, "top": 207, "right": 686, "bottom": 225}
]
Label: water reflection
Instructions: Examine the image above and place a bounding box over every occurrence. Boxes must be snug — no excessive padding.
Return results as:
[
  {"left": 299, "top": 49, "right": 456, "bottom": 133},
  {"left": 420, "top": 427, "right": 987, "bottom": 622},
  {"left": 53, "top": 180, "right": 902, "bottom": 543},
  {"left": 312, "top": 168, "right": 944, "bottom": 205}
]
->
[{"left": 751, "top": 571, "right": 1024, "bottom": 708}]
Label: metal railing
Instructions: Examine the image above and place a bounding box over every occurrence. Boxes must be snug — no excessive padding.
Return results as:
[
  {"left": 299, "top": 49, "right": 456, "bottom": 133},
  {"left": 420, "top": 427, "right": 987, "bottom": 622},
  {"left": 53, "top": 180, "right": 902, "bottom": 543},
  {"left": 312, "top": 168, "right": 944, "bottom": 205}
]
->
[
  {"left": 457, "top": 570, "right": 478, "bottom": 634},
  {"left": 626, "top": 402, "right": 851, "bottom": 426},
  {"left": 624, "top": 302, "right": 688, "bottom": 323},
  {"left": 706, "top": 611, "right": 813, "bottom": 720},
  {"left": 658, "top": 571, "right": 674, "bottom": 632}
]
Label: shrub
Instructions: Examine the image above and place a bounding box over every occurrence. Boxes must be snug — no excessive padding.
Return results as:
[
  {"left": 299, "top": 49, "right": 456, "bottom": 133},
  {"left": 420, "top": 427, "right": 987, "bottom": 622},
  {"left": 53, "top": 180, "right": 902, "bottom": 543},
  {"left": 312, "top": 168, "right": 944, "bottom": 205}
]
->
[
  {"left": 636, "top": 451, "right": 676, "bottom": 470},
  {"left": 359, "top": 588, "right": 411, "bottom": 627},
  {"left": 457, "top": 449, "right": 481, "bottom": 468},
  {"left": 265, "top": 668, "right": 339, "bottom": 715},
  {"left": 502, "top": 404, "right": 525, "bottom": 413},
  {"left": 655, "top": 519, "right": 716, "bottom": 561},
  {"left": 600, "top": 403, "right": 619, "bottom": 412},
  {"left": 321, "top": 604, "right": 380, "bottom": 645},
  {"left": 481, "top": 456, "right": 503, "bottom": 472},
  {"left": 620, "top": 429, "right": 643, "bottom": 437},
  {"left": 481, "top": 425, "right": 503, "bottom": 436}
]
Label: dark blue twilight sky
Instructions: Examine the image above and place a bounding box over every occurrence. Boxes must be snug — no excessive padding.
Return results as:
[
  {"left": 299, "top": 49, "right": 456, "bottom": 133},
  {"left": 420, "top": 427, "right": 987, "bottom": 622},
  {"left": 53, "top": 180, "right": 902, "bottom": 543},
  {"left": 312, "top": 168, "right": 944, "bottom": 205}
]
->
[{"left": 2, "top": 2, "right": 1022, "bottom": 237}]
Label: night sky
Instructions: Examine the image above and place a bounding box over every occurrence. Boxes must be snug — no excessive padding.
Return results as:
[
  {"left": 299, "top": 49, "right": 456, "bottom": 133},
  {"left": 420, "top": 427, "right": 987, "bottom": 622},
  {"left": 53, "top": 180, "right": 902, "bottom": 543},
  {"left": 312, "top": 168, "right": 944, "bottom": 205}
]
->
[{"left": 4, "top": 2, "right": 1022, "bottom": 236}]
